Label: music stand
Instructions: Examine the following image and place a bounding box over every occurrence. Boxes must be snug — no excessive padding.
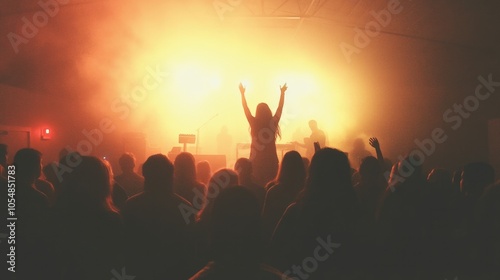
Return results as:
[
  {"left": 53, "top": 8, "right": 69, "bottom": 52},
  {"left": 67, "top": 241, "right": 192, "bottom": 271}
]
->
[{"left": 179, "top": 134, "right": 196, "bottom": 152}]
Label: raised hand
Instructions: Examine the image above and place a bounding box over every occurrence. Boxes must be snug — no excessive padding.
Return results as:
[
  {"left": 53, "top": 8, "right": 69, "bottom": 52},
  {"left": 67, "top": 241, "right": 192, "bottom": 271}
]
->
[
  {"left": 369, "top": 137, "right": 385, "bottom": 168},
  {"left": 369, "top": 137, "right": 380, "bottom": 149},
  {"left": 280, "top": 83, "right": 287, "bottom": 94},
  {"left": 239, "top": 82, "right": 246, "bottom": 95},
  {"left": 274, "top": 83, "right": 286, "bottom": 121}
]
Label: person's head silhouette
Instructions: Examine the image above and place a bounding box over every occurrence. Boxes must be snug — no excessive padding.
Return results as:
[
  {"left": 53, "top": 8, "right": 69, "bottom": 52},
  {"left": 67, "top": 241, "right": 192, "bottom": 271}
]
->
[
  {"left": 174, "top": 152, "right": 197, "bottom": 183},
  {"left": 142, "top": 154, "right": 174, "bottom": 193},
  {"left": 308, "top": 120, "right": 318, "bottom": 132},
  {"left": 276, "top": 150, "right": 306, "bottom": 187},
  {"left": 14, "top": 148, "right": 42, "bottom": 184},
  {"left": 196, "top": 160, "right": 212, "bottom": 185},
  {"left": 234, "top": 157, "right": 253, "bottom": 178},
  {"left": 461, "top": 162, "right": 495, "bottom": 197},
  {"left": 255, "top": 103, "right": 272, "bottom": 120},
  {"left": 306, "top": 148, "right": 352, "bottom": 198},
  {"left": 359, "top": 156, "right": 381, "bottom": 182},
  {"left": 64, "top": 156, "right": 116, "bottom": 212},
  {"left": 252, "top": 103, "right": 280, "bottom": 139},
  {"left": 209, "top": 186, "right": 262, "bottom": 264},
  {"left": 119, "top": 152, "right": 136, "bottom": 173}
]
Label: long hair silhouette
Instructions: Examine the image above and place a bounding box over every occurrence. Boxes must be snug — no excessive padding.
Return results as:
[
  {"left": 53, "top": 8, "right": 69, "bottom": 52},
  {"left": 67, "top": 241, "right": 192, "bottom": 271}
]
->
[{"left": 252, "top": 103, "right": 281, "bottom": 139}]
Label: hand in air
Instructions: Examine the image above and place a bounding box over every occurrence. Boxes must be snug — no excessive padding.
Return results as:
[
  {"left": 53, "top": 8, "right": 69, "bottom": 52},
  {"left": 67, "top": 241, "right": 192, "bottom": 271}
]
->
[
  {"left": 239, "top": 83, "right": 246, "bottom": 95},
  {"left": 280, "top": 83, "right": 287, "bottom": 94},
  {"left": 369, "top": 137, "right": 380, "bottom": 149}
]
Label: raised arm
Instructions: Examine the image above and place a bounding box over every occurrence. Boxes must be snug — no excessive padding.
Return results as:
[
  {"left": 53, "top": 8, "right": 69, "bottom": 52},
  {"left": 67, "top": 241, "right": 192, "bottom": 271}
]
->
[
  {"left": 273, "top": 83, "right": 287, "bottom": 121},
  {"left": 369, "top": 137, "right": 385, "bottom": 167},
  {"left": 239, "top": 83, "right": 253, "bottom": 124}
]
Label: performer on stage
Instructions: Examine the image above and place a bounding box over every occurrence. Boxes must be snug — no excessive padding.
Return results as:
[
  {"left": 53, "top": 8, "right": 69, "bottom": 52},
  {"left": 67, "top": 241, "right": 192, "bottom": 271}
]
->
[
  {"left": 293, "top": 119, "right": 327, "bottom": 160},
  {"left": 239, "top": 82, "right": 287, "bottom": 186}
]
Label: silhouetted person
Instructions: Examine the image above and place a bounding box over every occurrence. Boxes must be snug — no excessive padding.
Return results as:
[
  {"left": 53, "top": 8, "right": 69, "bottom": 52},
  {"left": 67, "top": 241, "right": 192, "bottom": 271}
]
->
[
  {"left": 262, "top": 150, "right": 306, "bottom": 240},
  {"left": 9, "top": 148, "right": 56, "bottom": 207},
  {"left": 354, "top": 156, "right": 387, "bottom": 227},
  {"left": 35, "top": 177, "right": 56, "bottom": 207},
  {"left": 190, "top": 187, "right": 291, "bottom": 280},
  {"left": 355, "top": 155, "right": 387, "bottom": 206},
  {"left": 53, "top": 156, "right": 124, "bottom": 280},
  {"left": 349, "top": 138, "right": 372, "bottom": 171},
  {"left": 114, "top": 152, "right": 144, "bottom": 197},
  {"left": 122, "top": 154, "right": 196, "bottom": 279},
  {"left": 9, "top": 148, "right": 52, "bottom": 278},
  {"left": 376, "top": 156, "right": 430, "bottom": 279},
  {"left": 42, "top": 161, "right": 58, "bottom": 185},
  {"left": 354, "top": 152, "right": 387, "bottom": 269},
  {"left": 174, "top": 152, "right": 206, "bottom": 208},
  {"left": 427, "top": 168, "right": 453, "bottom": 196},
  {"left": 352, "top": 137, "right": 385, "bottom": 187},
  {"left": 293, "top": 120, "right": 327, "bottom": 159},
  {"left": 197, "top": 160, "right": 212, "bottom": 186},
  {"left": 475, "top": 180, "right": 500, "bottom": 278},
  {"left": 42, "top": 161, "right": 60, "bottom": 192},
  {"left": 425, "top": 168, "right": 456, "bottom": 275},
  {"left": 352, "top": 154, "right": 387, "bottom": 274},
  {"left": 52, "top": 149, "right": 83, "bottom": 196},
  {"left": 455, "top": 162, "right": 495, "bottom": 278},
  {"left": 368, "top": 137, "right": 386, "bottom": 170},
  {"left": 385, "top": 162, "right": 402, "bottom": 193},
  {"left": 197, "top": 169, "right": 240, "bottom": 225},
  {"left": 457, "top": 163, "right": 495, "bottom": 233},
  {"left": 271, "top": 148, "right": 358, "bottom": 279},
  {"left": 234, "top": 157, "right": 266, "bottom": 209},
  {"left": 104, "top": 159, "right": 128, "bottom": 210},
  {"left": 239, "top": 82, "right": 287, "bottom": 186},
  {"left": 195, "top": 169, "right": 239, "bottom": 266},
  {"left": 461, "top": 162, "right": 494, "bottom": 200},
  {"left": 302, "top": 157, "right": 310, "bottom": 177}
]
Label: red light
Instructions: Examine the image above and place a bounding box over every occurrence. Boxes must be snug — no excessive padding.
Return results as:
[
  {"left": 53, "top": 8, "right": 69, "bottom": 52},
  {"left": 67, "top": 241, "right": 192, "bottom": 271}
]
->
[{"left": 41, "top": 128, "right": 52, "bottom": 140}]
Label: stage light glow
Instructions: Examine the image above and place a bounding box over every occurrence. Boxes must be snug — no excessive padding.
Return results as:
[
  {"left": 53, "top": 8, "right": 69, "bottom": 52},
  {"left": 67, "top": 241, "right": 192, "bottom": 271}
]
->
[
  {"left": 81, "top": 14, "right": 373, "bottom": 159},
  {"left": 208, "top": 74, "right": 221, "bottom": 89},
  {"left": 146, "top": 59, "right": 365, "bottom": 157}
]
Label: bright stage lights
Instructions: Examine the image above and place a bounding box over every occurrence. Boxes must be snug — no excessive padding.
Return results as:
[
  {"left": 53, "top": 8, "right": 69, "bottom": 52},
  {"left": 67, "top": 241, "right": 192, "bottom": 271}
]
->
[
  {"left": 171, "top": 64, "right": 222, "bottom": 96},
  {"left": 207, "top": 74, "right": 221, "bottom": 89},
  {"left": 147, "top": 55, "right": 362, "bottom": 157}
]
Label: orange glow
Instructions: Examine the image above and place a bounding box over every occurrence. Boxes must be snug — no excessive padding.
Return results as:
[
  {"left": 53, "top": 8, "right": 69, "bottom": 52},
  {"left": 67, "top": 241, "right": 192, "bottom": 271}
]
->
[
  {"left": 144, "top": 59, "right": 364, "bottom": 160},
  {"left": 73, "top": 2, "right": 373, "bottom": 162}
]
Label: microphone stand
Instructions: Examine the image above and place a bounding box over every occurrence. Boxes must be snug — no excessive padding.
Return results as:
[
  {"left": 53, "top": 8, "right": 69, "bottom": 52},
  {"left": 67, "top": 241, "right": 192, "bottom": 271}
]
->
[{"left": 196, "top": 113, "right": 218, "bottom": 155}]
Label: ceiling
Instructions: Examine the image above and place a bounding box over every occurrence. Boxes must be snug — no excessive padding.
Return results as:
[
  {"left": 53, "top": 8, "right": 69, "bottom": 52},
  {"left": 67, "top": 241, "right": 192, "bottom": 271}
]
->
[
  {"left": 0, "top": 0, "right": 499, "bottom": 94},
  {"left": 1, "top": 0, "right": 499, "bottom": 48}
]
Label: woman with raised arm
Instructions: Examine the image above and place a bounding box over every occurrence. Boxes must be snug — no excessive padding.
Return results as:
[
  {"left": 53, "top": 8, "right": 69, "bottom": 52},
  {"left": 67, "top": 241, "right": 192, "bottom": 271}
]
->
[{"left": 239, "top": 82, "right": 287, "bottom": 187}]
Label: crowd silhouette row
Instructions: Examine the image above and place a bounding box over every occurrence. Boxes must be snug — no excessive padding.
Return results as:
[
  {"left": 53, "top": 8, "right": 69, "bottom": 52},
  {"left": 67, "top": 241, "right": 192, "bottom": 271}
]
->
[
  {"left": 0, "top": 139, "right": 498, "bottom": 280},
  {"left": 0, "top": 85, "right": 498, "bottom": 279}
]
